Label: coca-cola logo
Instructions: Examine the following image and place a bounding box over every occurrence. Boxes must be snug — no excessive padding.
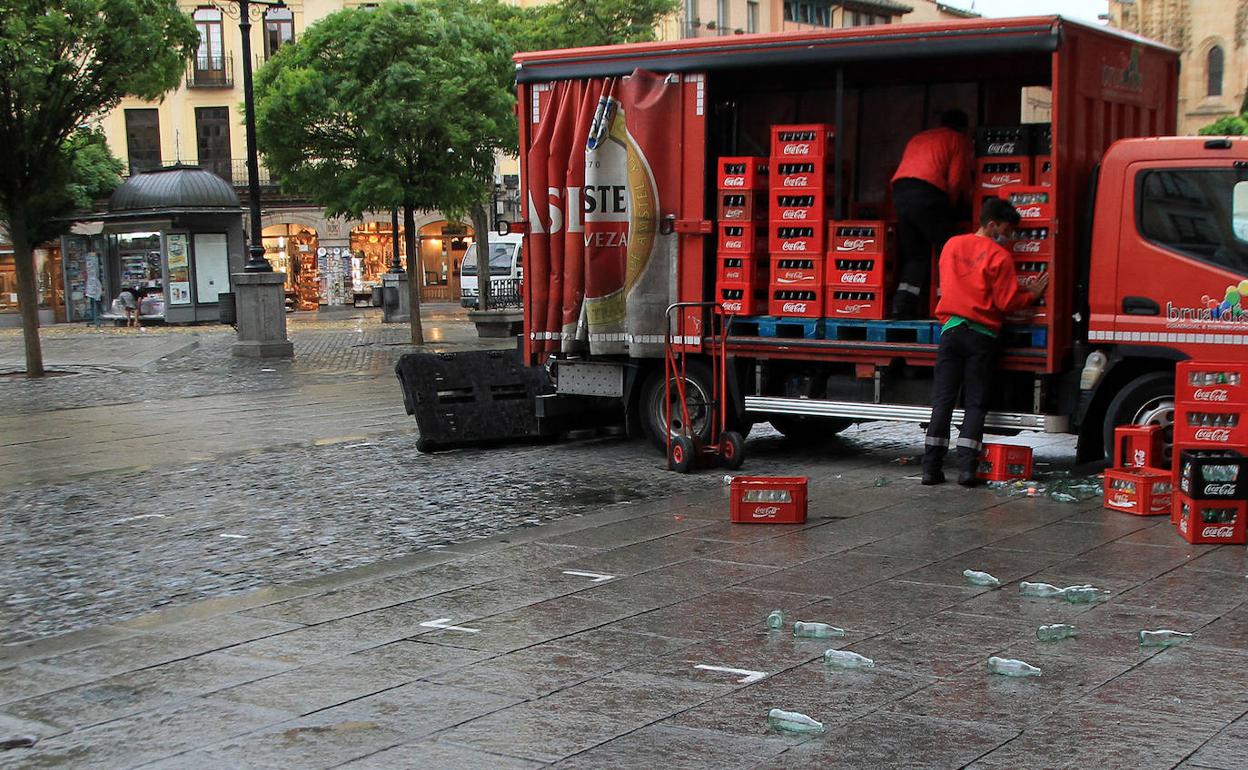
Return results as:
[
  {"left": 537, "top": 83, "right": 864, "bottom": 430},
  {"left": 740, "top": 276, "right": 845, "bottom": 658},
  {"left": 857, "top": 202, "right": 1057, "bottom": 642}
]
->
[
  {"left": 1205, "top": 483, "right": 1238, "bottom": 496},
  {"left": 1013, "top": 241, "right": 1042, "bottom": 253},
  {"left": 723, "top": 210, "right": 744, "bottom": 219},
  {"left": 1106, "top": 494, "right": 1131, "bottom": 508},
  {"left": 783, "top": 144, "right": 810, "bottom": 155},
  {"left": 781, "top": 241, "right": 807, "bottom": 251},
  {"left": 836, "top": 239, "right": 874, "bottom": 251},
  {"left": 723, "top": 177, "right": 745, "bottom": 187},
  {"left": 1194, "top": 389, "right": 1229, "bottom": 402},
  {"left": 987, "top": 141, "right": 1018, "bottom": 154},
  {"left": 783, "top": 176, "right": 809, "bottom": 187},
  {"left": 1132, "top": 449, "right": 1146, "bottom": 467},
  {"left": 1202, "top": 525, "right": 1236, "bottom": 538},
  {"left": 1195, "top": 428, "right": 1232, "bottom": 442},
  {"left": 722, "top": 300, "right": 742, "bottom": 312},
  {"left": 840, "top": 272, "right": 869, "bottom": 284},
  {"left": 1017, "top": 206, "right": 1043, "bottom": 218},
  {"left": 781, "top": 302, "right": 809, "bottom": 313},
  {"left": 724, "top": 239, "right": 744, "bottom": 250},
  {"left": 988, "top": 174, "right": 1017, "bottom": 185},
  {"left": 1150, "top": 497, "right": 1171, "bottom": 513},
  {"left": 752, "top": 506, "right": 781, "bottom": 518},
  {"left": 835, "top": 304, "right": 872, "bottom": 314},
  {"left": 778, "top": 272, "right": 812, "bottom": 283},
  {"left": 781, "top": 209, "right": 810, "bottom": 220}
]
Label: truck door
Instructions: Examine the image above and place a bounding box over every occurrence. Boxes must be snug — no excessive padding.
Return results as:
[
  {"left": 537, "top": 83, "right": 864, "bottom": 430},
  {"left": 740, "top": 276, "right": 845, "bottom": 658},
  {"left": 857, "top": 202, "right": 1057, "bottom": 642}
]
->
[{"left": 1109, "top": 161, "right": 1248, "bottom": 355}]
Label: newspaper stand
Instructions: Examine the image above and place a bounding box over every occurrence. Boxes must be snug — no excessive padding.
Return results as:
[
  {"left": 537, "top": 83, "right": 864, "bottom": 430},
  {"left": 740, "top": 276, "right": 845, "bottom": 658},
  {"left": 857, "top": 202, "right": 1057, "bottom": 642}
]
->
[{"left": 664, "top": 302, "right": 745, "bottom": 473}]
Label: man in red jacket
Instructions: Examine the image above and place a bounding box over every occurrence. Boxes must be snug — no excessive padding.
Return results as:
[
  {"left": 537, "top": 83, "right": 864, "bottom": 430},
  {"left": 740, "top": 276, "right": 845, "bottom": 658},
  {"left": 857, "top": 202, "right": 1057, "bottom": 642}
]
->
[
  {"left": 922, "top": 198, "right": 1049, "bottom": 487},
  {"left": 890, "top": 109, "right": 973, "bottom": 319}
]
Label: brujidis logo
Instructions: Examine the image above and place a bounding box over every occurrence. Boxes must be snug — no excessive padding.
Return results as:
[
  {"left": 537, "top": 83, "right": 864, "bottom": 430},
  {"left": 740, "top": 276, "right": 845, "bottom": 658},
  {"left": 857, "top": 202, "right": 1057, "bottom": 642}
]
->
[{"left": 1166, "top": 280, "right": 1248, "bottom": 326}]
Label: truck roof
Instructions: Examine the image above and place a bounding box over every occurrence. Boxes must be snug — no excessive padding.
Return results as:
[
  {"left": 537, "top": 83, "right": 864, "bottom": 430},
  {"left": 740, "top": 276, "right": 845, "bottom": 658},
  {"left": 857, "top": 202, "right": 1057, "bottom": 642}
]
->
[{"left": 513, "top": 15, "right": 1177, "bottom": 84}]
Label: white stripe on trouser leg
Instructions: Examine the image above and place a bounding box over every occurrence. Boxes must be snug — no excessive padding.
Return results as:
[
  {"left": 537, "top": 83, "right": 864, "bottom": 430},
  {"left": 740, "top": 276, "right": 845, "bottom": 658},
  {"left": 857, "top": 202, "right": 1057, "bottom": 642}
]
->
[
  {"left": 956, "top": 438, "right": 982, "bottom": 451},
  {"left": 898, "top": 282, "right": 922, "bottom": 295},
  {"left": 925, "top": 437, "right": 949, "bottom": 447}
]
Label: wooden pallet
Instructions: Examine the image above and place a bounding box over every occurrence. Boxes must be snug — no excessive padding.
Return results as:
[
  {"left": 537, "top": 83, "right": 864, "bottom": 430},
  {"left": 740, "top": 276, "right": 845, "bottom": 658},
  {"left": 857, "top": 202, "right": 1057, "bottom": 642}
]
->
[{"left": 823, "top": 319, "right": 940, "bottom": 344}]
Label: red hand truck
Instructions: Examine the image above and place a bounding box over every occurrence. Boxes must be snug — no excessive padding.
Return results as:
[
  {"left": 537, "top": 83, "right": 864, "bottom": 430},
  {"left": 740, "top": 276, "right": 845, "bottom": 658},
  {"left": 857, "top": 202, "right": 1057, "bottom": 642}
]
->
[{"left": 663, "top": 301, "right": 746, "bottom": 473}]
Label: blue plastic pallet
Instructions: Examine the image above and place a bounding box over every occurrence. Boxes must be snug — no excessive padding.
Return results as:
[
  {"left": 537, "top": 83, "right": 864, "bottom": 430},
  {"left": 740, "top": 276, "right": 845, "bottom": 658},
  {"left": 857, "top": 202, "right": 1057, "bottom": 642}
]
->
[
  {"left": 752, "top": 316, "right": 824, "bottom": 340},
  {"left": 1002, "top": 325, "right": 1048, "bottom": 349},
  {"left": 823, "top": 318, "right": 940, "bottom": 344}
]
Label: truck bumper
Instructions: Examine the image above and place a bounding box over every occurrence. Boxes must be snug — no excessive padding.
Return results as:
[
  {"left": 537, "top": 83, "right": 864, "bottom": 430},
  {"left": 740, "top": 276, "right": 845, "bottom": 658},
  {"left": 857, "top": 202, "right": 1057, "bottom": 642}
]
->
[{"left": 744, "top": 396, "right": 1070, "bottom": 434}]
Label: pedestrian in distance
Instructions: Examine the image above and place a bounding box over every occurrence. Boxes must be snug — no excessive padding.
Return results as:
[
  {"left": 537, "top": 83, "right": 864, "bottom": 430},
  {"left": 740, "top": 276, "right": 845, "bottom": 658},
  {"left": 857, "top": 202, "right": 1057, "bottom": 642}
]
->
[
  {"left": 890, "top": 108, "right": 973, "bottom": 320},
  {"left": 118, "top": 286, "right": 139, "bottom": 328},
  {"left": 922, "top": 197, "right": 1048, "bottom": 487}
]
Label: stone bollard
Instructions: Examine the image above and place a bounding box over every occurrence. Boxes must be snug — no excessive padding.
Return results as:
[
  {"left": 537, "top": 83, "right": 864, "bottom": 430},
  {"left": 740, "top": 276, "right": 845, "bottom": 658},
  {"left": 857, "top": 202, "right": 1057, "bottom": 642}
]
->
[{"left": 231, "top": 272, "right": 294, "bottom": 358}]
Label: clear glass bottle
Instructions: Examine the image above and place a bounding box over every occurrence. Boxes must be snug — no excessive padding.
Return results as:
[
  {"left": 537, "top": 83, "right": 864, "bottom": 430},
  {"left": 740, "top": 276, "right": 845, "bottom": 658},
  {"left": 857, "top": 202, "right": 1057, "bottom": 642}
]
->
[
  {"left": 823, "top": 649, "right": 875, "bottom": 669},
  {"left": 767, "top": 708, "right": 825, "bottom": 734},
  {"left": 1037, "top": 623, "right": 1077, "bottom": 642},
  {"left": 963, "top": 569, "right": 1001, "bottom": 587},
  {"left": 766, "top": 610, "right": 785, "bottom": 630},
  {"left": 987, "top": 656, "right": 1042, "bottom": 677},
  {"left": 1061, "top": 585, "right": 1109, "bottom": 604},
  {"left": 1139, "top": 629, "right": 1193, "bottom": 647},
  {"left": 1019, "top": 581, "right": 1064, "bottom": 597},
  {"left": 793, "top": 621, "right": 846, "bottom": 639}
]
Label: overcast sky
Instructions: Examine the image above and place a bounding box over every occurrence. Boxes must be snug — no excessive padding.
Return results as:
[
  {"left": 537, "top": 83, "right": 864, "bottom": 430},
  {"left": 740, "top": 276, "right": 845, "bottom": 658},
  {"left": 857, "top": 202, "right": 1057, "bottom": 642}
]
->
[{"left": 940, "top": 0, "right": 1110, "bottom": 24}]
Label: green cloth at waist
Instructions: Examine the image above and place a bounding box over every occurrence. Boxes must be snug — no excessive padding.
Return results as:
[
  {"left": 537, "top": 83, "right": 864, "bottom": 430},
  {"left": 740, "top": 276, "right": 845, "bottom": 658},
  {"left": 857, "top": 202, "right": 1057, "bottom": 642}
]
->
[{"left": 941, "top": 315, "right": 996, "bottom": 338}]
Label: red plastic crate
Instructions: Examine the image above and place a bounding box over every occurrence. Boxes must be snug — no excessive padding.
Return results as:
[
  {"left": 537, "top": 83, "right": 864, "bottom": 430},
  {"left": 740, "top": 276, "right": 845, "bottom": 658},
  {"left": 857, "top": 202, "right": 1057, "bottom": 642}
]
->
[
  {"left": 828, "top": 254, "right": 888, "bottom": 288},
  {"left": 769, "top": 224, "right": 825, "bottom": 255},
  {"left": 730, "top": 476, "right": 808, "bottom": 524},
  {"left": 717, "top": 190, "right": 768, "bottom": 222},
  {"left": 770, "top": 124, "right": 834, "bottom": 159},
  {"left": 1175, "top": 492, "right": 1247, "bottom": 544},
  {"left": 999, "top": 186, "right": 1054, "bottom": 221},
  {"left": 1010, "top": 258, "right": 1052, "bottom": 324},
  {"left": 1114, "top": 424, "right": 1166, "bottom": 469},
  {"left": 771, "top": 160, "right": 829, "bottom": 191},
  {"left": 1177, "top": 361, "right": 1248, "bottom": 406},
  {"left": 826, "top": 286, "right": 886, "bottom": 320},
  {"left": 717, "top": 156, "right": 769, "bottom": 190},
  {"left": 976, "top": 443, "right": 1033, "bottom": 482},
  {"left": 768, "top": 287, "right": 823, "bottom": 318},
  {"left": 1174, "top": 410, "right": 1248, "bottom": 447},
  {"left": 718, "top": 222, "right": 768, "bottom": 255},
  {"left": 770, "top": 256, "right": 823, "bottom": 289},
  {"left": 1007, "top": 221, "right": 1054, "bottom": 258},
  {"left": 975, "top": 157, "right": 1032, "bottom": 192},
  {"left": 1034, "top": 155, "right": 1053, "bottom": 187},
  {"left": 717, "top": 282, "right": 767, "bottom": 316},
  {"left": 770, "top": 190, "right": 825, "bottom": 224},
  {"left": 829, "top": 220, "right": 887, "bottom": 256},
  {"left": 1103, "top": 467, "right": 1172, "bottom": 516},
  {"left": 718, "top": 256, "right": 766, "bottom": 285}
]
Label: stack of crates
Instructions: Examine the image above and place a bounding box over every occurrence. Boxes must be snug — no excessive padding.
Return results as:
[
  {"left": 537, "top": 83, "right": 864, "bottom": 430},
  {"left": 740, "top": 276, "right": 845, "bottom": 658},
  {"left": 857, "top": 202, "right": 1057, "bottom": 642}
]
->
[
  {"left": 716, "top": 157, "right": 769, "bottom": 315},
  {"left": 1103, "top": 423, "right": 1172, "bottom": 516},
  {"left": 825, "top": 220, "right": 889, "bottom": 320},
  {"left": 1031, "top": 123, "right": 1053, "bottom": 187},
  {"left": 1172, "top": 360, "right": 1248, "bottom": 544},
  {"left": 768, "top": 125, "right": 834, "bottom": 318},
  {"left": 974, "top": 126, "right": 1032, "bottom": 224}
]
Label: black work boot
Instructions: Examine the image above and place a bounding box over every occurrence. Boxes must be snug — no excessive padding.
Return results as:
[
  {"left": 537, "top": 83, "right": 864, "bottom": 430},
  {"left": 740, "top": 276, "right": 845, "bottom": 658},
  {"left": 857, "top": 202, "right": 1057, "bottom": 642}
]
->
[
  {"left": 921, "top": 448, "right": 946, "bottom": 486},
  {"left": 892, "top": 290, "right": 919, "bottom": 320},
  {"left": 956, "top": 449, "right": 980, "bottom": 487}
]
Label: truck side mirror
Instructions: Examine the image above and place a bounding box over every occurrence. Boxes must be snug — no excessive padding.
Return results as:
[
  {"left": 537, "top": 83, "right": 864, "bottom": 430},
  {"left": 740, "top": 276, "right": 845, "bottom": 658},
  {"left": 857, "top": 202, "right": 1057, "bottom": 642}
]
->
[{"left": 496, "top": 220, "right": 511, "bottom": 237}]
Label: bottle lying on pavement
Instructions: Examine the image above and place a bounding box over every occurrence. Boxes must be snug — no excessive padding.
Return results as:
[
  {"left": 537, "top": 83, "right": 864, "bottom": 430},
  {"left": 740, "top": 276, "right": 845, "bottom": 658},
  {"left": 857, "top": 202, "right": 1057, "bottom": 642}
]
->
[
  {"left": 1019, "top": 581, "right": 1065, "bottom": 597},
  {"left": 987, "top": 656, "right": 1043, "bottom": 677},
  {"left": 1037, "top": 623, "right": 1077, "bottom": 642},
  {"left": 823, "top": 649, "right": 875, "bottom": 669},
  {"left": 767, "top": 708, "right": 826, "bottom": 734},
  {"left": 767, "top": 610, "right": 785, "bottom": 629},
  {"left": 964, "top": 569, "right": 1001, "bottom": 587},
  {"left": 1061, "top": 585, "right": 1110, "bottom": 604},
  {"left": 1139, "top": 629, "right": 1193, "bottom": 647},
  {"left": 0, "top": 735, "right": 38, "bottom": 750},
  {"left": 793, "top": 621, "right": 846, "bottom": 639}
]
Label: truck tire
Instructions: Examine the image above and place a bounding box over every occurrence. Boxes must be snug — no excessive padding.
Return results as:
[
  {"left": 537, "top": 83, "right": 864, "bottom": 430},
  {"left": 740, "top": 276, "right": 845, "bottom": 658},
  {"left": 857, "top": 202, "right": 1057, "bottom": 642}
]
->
[
  {"left": 769, "top": 415, "right": 853, "bottom": 443},
  {"left": 640, "top": 360, "right": 715, "bottom": 452},
  {"left": 1102, "top": 371, "right": 1175, "bottom": 467}
]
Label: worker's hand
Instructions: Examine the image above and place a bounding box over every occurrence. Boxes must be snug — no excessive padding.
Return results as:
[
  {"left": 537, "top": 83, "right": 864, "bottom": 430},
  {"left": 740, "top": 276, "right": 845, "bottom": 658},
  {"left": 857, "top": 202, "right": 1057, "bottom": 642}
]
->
[{"left": 1029, "top": 272, "right": 1050, "bottom": 302}]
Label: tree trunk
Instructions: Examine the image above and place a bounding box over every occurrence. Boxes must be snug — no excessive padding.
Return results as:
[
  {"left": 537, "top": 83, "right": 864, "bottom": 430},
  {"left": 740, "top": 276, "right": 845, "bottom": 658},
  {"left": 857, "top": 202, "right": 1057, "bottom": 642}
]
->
[
  {"left": 403, "top": 203, "right": 424, "bottom": 345},
  {"left": 9, "top": 214, "right": 46, "bottom": 377},
  {"left": 470, "top": 203, "right": 492, "bottom": 312}
]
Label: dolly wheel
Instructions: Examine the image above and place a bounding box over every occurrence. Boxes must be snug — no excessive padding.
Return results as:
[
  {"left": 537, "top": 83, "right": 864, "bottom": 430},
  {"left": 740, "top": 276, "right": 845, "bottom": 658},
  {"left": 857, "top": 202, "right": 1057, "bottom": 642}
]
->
[
  {"left": 669, "top": 435, "right": 696, "bottom": 473},
  {"left": 720, "top": 430, "right": 745, "bottom": 470}
]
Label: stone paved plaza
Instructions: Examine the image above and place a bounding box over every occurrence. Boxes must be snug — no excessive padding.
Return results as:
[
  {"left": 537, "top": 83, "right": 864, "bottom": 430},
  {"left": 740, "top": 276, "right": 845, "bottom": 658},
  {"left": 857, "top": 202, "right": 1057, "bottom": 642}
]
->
[{"left": 1, "top": 309, "right": 1245, "bottom": 769}]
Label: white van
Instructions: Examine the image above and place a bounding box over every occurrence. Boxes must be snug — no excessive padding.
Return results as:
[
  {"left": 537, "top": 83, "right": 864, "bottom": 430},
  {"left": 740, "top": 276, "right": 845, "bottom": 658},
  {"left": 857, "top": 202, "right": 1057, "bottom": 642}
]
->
[{"left": 460, "top": 234, "right": 523, "bottom": 309}]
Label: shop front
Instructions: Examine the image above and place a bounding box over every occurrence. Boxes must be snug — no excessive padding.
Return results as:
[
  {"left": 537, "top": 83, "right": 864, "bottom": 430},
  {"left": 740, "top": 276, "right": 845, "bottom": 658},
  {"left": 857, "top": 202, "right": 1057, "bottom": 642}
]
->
[
  {"left": 0, "top": 239, "right": 65, "bottom": 327},
  {"left": 263, "top": 223, "right": 319, "bottom": 310},
  {"left": 350, "top": 221, "right": 403, "bottom": 304},
  {"left": 417, "top": 221, "right": 472, "bottom": 302}
]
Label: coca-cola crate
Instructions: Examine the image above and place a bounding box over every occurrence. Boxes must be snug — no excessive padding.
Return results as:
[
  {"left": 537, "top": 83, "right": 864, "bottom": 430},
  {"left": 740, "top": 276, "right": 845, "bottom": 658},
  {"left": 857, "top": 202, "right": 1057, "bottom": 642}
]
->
[
  {"left": 1103, "top": 467, "right": 1173, "bottom": 516},
  {"left": 771, "top": 160, "right": 829, "bottom": 192},
  {"left": 769, "top": 224, "right": 825, "bottom": 255},
  {"left": 1175, "top": 492, "right": 1247, "bottom": 544},
  {"left": 1114, "top": 424, "right": 1165, "bottom": 469},
  {"left": 1034, "top": 155, "right": 1053, "bottom": 187},
  {"left": 717, "top": 190, "right": 768, "bottom": 222},
  {"left": 976, "top": 443, "right": 1033, "bottom": 482},
  {"left": 718, "top": 222, "right": 768, "bottom": 255},
  {"left": 717, "top": 156, "right": 769, "bottom": 190},
  {"left": 1174, "top": 409, "right": 1248, "bottom": 447},
  {"left": 770, "top": 124, "right": 834, "bottom": 159},
  {"left": 730, "top": 476, "right": 808, "bottom": 524},
  {"left": 1029, "top": 123, "right": 1052, "bottom": 155},
  {"left": 975, "top": 158, "right": 1032, "bottom": 192},
  {"left": 1007, "top": 221, "right": 1054, "bottom": 258},
  {"left": 1009, "top": 258, "right": 1052, "bottom": 325},
  {"left": 1177, "top": 361, "right": 1248, "bottom": 406},
  {"left": 999, "top": 186, "right": 1054, "bottom": 221},
  {"left": 1177, "top": 447, "right": 1248, "bottom": 499},
  {"left": 768, "top": 287, "right": 824, "bottom": 318},
  {"left": 770, "top": 256, "right": 823, "bottom": 289},
  {"left": 770, "top": 190, "right": 825, "bottom": 224},
  {"left": 718, "top": 256, "right": 766, "bottom": 285},
  {"left": 828, "top": 255, "right": 888, "bottom": 287},
  {"left": 976, "top": 125, "right": 1031, "bottom": 157},
  {"left": 827, "top": 286, "right": 886, "bottom": 320},
  {"left": 717, "top": 282, "right": 767, "bottom": 316},
  {"left": 829, "top": 220, "right": 887, "bottom": 256}
]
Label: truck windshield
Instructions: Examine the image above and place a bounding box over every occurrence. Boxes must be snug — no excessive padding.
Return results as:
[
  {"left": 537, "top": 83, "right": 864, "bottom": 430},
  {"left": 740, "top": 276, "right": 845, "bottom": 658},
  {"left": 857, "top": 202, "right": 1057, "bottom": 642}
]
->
[
  {"left": 461, "top": 243, "right": 516, "bottom": 276},
  {"left": 1139, "top": 168, "right": 1248, "bottom": 274}
]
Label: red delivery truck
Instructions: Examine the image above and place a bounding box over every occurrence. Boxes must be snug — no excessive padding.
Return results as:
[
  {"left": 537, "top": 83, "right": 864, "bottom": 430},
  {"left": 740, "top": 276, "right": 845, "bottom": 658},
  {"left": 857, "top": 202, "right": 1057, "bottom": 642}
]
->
[{"left": 502, "top": 15, "right": 1245, "bottom": 466}]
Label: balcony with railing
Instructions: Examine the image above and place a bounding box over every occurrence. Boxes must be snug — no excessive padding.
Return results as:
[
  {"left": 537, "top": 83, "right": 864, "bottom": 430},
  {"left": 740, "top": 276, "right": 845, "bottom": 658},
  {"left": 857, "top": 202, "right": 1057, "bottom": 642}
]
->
[{"left": 187, "top": 54, "right": 234, "bottom": 88}]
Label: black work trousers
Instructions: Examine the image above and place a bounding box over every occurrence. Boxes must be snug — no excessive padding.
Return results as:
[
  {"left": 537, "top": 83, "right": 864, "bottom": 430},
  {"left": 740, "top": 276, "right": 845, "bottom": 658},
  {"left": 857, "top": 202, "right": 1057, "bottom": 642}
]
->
[
  {"left": 893, "top": 178, "right": 959, "bottom": 291},
  {"left": 924, "top": 324, "right": 999, "bottom": 474}
]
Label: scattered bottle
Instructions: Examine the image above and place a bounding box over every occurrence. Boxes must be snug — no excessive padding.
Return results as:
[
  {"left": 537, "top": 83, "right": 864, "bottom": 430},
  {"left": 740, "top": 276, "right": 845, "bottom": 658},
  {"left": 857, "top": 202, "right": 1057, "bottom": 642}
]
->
[
  {"left": 767, "top": 610, "right": 785, "bottom": 629},
  {"left": 793, "top": 621, "right": 846, "bottom": 639},
  {"left": 1139, "top": 629, "right": 1193, "bottom": 647},
  {"left": 1037, "top": 623, "right": 1077, "bottom": 642},
  {"left": 963, "top": 569, "right": 1001, "bottom": 587},
  {"left": 767, "top": 708, "right": 825, "bottom": 734},
  {"left": 987, "top": 656, "right": 1042, "bottom": 677},
  {"left": 1061, "top": 585, "right": 1110, "bottom": 604},
  {"left": 1019, "top": 581, "right": 1064, "bottom": 597},
  {"left": 0, "top": 734, "right": 38, "bottom": 750},
  {"left": 823, "top": 649, "right": 875, "bottom": 669},
  {"left": 873, "top": 477, "right": 891, "bottom": 487}
]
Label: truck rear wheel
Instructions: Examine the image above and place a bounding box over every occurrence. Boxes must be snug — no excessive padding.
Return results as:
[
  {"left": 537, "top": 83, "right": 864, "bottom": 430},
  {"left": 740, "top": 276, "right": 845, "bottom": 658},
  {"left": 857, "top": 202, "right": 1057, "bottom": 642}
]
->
[
  {"left": 769, "top": 415, "right": 853, "bottom": 443},
  {"left": 1102, "top": 371, "right": 1175, "bottom": 467},
  {"left": 640, "top": 361, "right": 715, "bottom": 453}
]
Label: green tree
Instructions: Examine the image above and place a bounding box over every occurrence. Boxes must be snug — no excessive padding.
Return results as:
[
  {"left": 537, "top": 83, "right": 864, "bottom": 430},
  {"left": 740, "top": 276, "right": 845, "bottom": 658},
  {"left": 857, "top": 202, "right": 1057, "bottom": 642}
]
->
[
  {"left": 0, "top": 0, "right": 198, "bottom": 376},
  {"left": 1198, "top": 114, "right": 1248, "bottom": 136},
  {"left": 532, "top": 0, "right": 679, "bottom": 48}
]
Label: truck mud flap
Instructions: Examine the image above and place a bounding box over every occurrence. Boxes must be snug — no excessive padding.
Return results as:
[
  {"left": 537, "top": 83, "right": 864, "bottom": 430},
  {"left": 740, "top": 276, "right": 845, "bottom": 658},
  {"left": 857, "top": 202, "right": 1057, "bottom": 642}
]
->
[{"left": 395, "top": 350, "right": 548, "bottom": 451}]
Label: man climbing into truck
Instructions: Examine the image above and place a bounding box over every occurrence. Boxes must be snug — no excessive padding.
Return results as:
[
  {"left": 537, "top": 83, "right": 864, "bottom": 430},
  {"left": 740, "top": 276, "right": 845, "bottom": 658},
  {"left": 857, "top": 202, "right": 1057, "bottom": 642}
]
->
[
  {"left": 923, "top": 197, "right": 1049, "bottom": 487},
  {"left": 891, "top": 109, "right": 974, "bottom": 320}
]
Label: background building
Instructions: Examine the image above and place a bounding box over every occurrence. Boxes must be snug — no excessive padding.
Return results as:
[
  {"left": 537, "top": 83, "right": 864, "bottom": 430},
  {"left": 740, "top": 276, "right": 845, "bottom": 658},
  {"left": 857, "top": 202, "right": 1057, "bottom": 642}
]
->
[{"left": 1107, "top": 0, "right": 1244, "bottom": 135}]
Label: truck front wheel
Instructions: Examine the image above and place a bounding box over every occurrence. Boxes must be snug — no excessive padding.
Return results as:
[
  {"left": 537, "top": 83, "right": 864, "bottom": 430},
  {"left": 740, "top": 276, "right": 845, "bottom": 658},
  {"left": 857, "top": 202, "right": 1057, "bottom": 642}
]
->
[
  {"left": 769, "top": 415, "right": 853, "bottom": 443},
  {"left": 639, "top": 361, "right": 716, "bottom": 453},
  {"left": 1101, "top": 371, "right": 1175, "bottom": 467}
]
